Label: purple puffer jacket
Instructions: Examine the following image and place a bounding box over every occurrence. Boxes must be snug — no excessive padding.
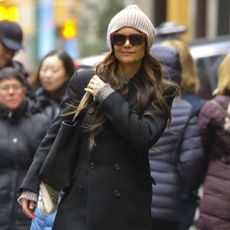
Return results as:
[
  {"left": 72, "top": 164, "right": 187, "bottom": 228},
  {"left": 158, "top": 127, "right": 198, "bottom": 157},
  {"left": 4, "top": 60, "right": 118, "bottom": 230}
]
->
[{"left": 197, "top": 95, "right": 230, "bottom": 230}]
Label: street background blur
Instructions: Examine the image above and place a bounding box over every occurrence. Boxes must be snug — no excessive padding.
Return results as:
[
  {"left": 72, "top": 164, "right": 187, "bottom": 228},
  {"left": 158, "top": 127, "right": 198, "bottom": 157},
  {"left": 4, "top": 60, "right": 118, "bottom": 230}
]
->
[
  {"left": 1, "top": 1, "right": 230, "bottom": 230},
  {"left": 0, "top": 0, "right": 230, "bottom": 74}
]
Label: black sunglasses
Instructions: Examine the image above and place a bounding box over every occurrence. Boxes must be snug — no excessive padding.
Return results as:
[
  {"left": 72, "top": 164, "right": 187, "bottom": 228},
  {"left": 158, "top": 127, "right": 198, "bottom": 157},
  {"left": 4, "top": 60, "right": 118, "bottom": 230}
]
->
[{"left": 111, "top": 33, "right": 146, "bottom": 46}]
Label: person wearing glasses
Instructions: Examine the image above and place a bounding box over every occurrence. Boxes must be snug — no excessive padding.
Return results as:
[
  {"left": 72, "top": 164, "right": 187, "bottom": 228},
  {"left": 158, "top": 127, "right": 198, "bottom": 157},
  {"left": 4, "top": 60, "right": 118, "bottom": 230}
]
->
[
  {"left": 0, "top": 67, "right": 50, "bottom": 229},
  {"left": 19, "top": 5, "right": 178, "bottom": 230}
]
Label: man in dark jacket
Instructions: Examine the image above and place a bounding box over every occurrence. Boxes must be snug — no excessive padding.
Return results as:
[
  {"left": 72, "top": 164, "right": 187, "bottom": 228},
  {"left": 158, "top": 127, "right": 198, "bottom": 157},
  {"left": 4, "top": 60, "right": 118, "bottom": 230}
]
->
[
  {"left": 0, "top": 20, "right": 27, "bottom": 75},
  {"left": 0, "top": 20, "right": 35, "bottom": 98}
]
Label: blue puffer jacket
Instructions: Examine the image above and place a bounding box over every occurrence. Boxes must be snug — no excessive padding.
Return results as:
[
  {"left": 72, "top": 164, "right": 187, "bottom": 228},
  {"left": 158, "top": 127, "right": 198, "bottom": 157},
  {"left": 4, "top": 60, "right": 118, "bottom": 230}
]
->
[{"left": 150, "top": 98, "right": 204, "bottom": 222}]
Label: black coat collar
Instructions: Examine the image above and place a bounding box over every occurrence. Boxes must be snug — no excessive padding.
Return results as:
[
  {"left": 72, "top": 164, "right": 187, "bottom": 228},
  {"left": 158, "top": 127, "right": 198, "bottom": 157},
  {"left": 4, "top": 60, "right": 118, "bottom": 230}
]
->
[{"left": 0, "top": 100, "right": 28, "bottom": 122}]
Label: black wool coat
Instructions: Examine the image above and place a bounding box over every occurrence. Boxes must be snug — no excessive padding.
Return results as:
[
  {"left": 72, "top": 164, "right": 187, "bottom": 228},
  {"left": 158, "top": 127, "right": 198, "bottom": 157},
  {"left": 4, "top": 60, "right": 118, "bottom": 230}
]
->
[{"left": 20, "top": 69, "right": 175, "bottom": 230}]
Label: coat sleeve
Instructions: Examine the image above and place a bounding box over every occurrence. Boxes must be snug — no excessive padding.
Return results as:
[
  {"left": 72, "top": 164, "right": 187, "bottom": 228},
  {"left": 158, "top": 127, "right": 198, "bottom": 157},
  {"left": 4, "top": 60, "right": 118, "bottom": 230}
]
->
[
  {"left": 197, "top": 101, "right": 215, "bottom": 154},
  {"left": 100, "top": 88, "right": 175, "bottom": 152},
  {"left": 20, "top": 70, "right": 92, "bottom": 194},
  {"left": 177, "top": 116, "right": 205, "bottom": 191}
]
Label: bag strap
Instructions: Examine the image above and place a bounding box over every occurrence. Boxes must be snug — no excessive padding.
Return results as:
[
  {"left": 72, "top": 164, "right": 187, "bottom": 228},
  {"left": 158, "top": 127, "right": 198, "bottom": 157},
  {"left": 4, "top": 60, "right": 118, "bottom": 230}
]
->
[
  {"left": 72, "top": 68, "right": 95, "bottom": 121},
  {"left": 211, "top": 100, "right": 230, "bottom": 119}
]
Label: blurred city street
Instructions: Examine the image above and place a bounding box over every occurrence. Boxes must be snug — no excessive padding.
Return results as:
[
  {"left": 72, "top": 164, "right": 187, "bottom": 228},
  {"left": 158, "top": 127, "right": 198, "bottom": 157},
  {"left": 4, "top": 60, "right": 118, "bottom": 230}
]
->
[{"left": 0, "top": 0, "right": 230, "bottom": 229}]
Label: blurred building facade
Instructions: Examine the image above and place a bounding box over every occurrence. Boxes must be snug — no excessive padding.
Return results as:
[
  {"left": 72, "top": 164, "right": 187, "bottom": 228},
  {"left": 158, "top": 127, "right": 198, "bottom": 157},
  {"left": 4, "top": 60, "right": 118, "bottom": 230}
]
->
[
  {"left": 150, "top": 0, "right": 230, "bottom": 39},
  {"left": 0, "top": 0, "right": 80, "bottom": 71},
  {"left": 0, "top": 0, "right": 229, "bottom": 71}
]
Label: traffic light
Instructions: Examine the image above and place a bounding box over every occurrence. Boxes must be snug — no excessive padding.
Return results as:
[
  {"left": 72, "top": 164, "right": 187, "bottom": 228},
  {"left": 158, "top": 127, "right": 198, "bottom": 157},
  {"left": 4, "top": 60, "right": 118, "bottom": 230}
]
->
[
  {"left": 0, "top": 5, "right": 19, "bottom": 22},
  {"left": 60, "top": 18, "right": 77, "bottom": 39}
]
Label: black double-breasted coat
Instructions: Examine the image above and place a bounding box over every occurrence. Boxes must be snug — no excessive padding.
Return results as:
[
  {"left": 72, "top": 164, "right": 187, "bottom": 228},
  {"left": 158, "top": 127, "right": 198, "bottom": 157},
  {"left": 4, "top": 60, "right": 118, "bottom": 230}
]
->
[{"left": 20, "top": 69, "right": 175, "bottom": 230}]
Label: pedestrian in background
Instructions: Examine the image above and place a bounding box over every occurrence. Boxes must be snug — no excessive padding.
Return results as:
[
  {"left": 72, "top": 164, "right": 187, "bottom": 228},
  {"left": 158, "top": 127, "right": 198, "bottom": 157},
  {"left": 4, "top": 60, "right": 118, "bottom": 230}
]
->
[
  {"left": 161, "top": 39, "right": 206, "bottom": 230},
  {"left": 161, "top": 39, "right": 205, "bottom": 115},
  {"left": 149, "top": 44, "right": 204, "bottom": 230},
  {"left": 197, "top": 52, "right": 230, "bottom": 230},
  {"left": 19, "top": 4, "right": 178, "bottom": 230},
  {"left": 0, "top": 20, "right": 27, "bottom": 75},
  {"left": 29, "top": 50, "right": 75, "bottom": 120},
  {"left": 0, "top": 20, "right": 35, "bottom": 99},
  {"left": 29, "top": 50, "right": 75, "bottom": 229},
  {"left": 0, "top": 67, "right": 49, "bottom": 229}
]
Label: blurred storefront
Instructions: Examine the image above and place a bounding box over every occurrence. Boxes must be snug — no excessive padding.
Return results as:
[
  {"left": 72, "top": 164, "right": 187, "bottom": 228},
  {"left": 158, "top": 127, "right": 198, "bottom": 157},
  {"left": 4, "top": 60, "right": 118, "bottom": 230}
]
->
[
  {"left": 0, "top": 0, "right": 229, "bottom": 71},
  {"left": 151, "top": 0, "right": 230, "bottom": 39},
  {"left": 0, "top": 0, "right": 80, "bottom": 71}
]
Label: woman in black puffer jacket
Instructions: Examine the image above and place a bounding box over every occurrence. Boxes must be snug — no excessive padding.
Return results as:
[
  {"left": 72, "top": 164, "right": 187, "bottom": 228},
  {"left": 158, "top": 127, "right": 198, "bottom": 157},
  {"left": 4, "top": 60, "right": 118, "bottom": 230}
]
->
[{"left": 0, "top": 67, "right": 50, "bottom": 230}]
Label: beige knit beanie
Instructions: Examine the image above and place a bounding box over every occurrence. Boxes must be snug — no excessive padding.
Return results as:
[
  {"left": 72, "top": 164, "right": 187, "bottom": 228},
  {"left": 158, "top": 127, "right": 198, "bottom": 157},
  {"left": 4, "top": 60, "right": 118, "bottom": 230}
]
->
[{"left": 107, "top": 4, "right": 156, "bottom": 50}]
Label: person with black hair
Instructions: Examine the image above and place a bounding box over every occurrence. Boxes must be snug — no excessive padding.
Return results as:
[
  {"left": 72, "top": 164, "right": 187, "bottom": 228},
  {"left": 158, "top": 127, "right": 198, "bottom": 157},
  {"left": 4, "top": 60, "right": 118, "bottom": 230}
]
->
[
  {"left": 30, "top": 50, "right": 75, "bottom": 230},
  {"left": 31, "top": 50, "right": 75, "bottom": 120}
]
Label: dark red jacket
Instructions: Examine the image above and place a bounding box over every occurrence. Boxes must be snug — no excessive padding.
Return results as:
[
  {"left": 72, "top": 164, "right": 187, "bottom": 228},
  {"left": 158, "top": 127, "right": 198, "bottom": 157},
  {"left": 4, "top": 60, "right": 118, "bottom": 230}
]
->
[{"left": 198, "top": 95, "right": 230, "bottom": 230}]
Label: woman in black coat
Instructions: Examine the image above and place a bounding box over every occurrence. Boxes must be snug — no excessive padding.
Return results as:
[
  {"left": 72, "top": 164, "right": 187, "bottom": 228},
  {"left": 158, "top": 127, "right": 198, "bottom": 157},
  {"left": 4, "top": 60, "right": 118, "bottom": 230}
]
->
[
  {"left": 0, "top": 67, "right": 50, "bottom": 230},
  {"left": 19, "top": 5, "right": 178, "bottom": 230}
]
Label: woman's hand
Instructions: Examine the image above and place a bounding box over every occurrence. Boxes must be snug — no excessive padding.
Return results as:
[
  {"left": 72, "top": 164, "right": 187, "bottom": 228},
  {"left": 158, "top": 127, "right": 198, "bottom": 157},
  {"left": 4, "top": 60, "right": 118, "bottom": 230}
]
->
[
  {"left": 20, "top": 198, "right": 37, "bottom": 219},
  {"left": 85, "top": 74, "right": 106, "bottom": 97}
]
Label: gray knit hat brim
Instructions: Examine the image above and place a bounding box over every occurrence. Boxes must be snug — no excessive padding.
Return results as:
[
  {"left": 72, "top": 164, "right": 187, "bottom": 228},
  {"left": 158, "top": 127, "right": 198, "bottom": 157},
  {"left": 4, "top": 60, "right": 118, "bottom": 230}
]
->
[{"left": 107, "top": 5, "right": 156, "bottom": 50}]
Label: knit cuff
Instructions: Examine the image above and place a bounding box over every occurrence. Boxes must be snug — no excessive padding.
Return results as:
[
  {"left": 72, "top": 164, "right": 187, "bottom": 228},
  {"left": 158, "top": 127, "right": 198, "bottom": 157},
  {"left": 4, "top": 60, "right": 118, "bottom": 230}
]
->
[
  {"left": 94, "top": 84, "right": 115, "bottom": 102},
  {"left": 18, "top": 190, "right": 38, "bottom": 204}
]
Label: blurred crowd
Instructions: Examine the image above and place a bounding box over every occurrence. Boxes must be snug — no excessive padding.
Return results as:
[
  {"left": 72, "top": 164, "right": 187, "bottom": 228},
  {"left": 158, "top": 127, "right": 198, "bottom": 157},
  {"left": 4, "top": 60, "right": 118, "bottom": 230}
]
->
[{"left": 0, "top": 18, "right": 229, "bottom": 230}]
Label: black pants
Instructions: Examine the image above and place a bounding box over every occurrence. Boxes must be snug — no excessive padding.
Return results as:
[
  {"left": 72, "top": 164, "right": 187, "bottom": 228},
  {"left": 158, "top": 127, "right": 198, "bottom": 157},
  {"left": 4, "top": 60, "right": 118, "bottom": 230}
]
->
[
  {"left": 179, "top": 192, "right": 199, "bottom": 230},
  {"left": 152, "top": 218, "right": 179, "bottom": 230}
]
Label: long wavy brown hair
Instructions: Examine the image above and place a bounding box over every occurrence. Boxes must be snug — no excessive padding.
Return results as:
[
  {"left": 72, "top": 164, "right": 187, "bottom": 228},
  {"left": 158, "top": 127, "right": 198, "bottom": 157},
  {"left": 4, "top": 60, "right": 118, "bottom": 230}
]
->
[{"left": 68, "top": 46, "right": 178, "bottom": 150}]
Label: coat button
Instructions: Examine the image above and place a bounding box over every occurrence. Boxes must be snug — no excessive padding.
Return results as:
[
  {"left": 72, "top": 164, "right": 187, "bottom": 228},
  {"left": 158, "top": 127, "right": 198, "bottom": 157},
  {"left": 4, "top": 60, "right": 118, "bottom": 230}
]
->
[
  {"left": 114, "top": 163, "right": 121, "bottom": 171},
  {"left": 104, "top": 112, "right": 113, "bottom": 122},
  {"left": 114, "top": 189, "right": 121, "bottom": 198},
  {"left": 13, "top": 138, "right": 18, "bottom": 143},
  {"left": 77, "top": 184, "right": 83, "bottom": 193},
  {"left": 90, "top": 162, "right": 95, "bottom": 169},
  {"left": 88, "top": 107, "right": 95, "bottom": 114}
]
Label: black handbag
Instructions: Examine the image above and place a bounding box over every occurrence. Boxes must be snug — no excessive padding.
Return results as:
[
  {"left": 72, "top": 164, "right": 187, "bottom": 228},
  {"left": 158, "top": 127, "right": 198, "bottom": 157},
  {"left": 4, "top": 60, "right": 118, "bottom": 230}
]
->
[
  {"left": 37, "top": 69, "right": 94, "bottom": 214},
  {"left": 39, "top": 119, "right": 81, "bottom": 191}
]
